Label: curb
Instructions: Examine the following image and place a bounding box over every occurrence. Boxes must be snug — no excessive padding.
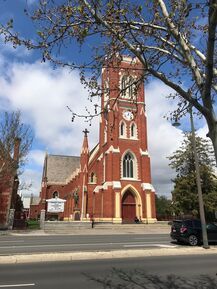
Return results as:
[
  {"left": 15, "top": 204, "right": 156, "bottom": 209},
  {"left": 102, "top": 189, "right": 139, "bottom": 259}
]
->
[
  {"left": 0, "top": 247, "right": 217, "bottom": 264},
  {"left": 7, "top": 228, "right": 170, "bottom": 236}
]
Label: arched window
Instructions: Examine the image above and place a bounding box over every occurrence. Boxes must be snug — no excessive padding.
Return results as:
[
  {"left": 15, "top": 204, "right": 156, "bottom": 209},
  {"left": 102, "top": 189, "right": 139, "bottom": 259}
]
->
[
  {"left": 121, "top": 76, "right": 128, "bottom": 98},
  {"left": 104, "top": 80, "right": 109, "bottom": 107},
  {"left": 130, "top": 123, "right": 137, "bottom": 138},
  {"left": 119, "top": 121, "right": 126, "bottom": 138},
  {"left": 128, "top": 76, "right": 134, "bottom": 98},
  {"left": 123, "top": 153, "right": 134, "bottom": 178},
  {"left": 53, "top": 191, "right": 59, "bottom": 198},
  {"left": 121, "top": 75, "right": 136, "bottom": 99},
  {"left": 90, "top": 172, "right": 97, "bottom": 183},
  {"left": 104, "top": 121, "right": 107, "bottom": 143}
]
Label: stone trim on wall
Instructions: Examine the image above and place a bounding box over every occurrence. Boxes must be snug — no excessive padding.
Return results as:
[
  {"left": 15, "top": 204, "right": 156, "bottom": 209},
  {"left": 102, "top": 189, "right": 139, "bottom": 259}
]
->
[{"left": 141, "top": 183, "right": 155, "bottom": 192}]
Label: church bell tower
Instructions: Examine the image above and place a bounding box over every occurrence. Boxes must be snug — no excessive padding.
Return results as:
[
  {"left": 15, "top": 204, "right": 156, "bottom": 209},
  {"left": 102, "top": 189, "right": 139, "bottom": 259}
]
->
[{"left": 95, "top": 55, "right": 156, "bottom": 223}]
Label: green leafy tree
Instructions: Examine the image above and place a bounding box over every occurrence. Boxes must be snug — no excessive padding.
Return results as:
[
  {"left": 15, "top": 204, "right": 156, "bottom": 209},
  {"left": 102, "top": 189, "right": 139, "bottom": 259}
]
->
[
  {"left": 169, "top": 133, "right": 217, "bottom": 218},
  {"left": 155, "top": 195, "right": 172, "bottom": 220},
  {"left": 0, "top": 0, "right": 216, "bottom": 163}
]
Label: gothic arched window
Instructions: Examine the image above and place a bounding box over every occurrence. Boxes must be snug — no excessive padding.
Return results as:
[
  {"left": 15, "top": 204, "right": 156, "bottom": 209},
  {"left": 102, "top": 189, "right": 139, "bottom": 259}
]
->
[
  {"left": 104, "top": 121, "right": 108, "bottom": 143},
  {"left": 120, "top": 121, "right": 126, "bottom": 138},
  {"left": 123, "top": 153, "right": 134, "bottom": 178},
  {"left": 128, "top": 76, "right": 134, "bottom": 98},
  {"left": 121, "top": 76, "right": 128, "bottom": 98},
  {"left": 90, "top": 172, "right": 97, "bottom": 183},
  {"left": 130, "top": 122, "right": 137, "bottom": 138},
  {"left": 53, "top": 191, "right": 59, "bottom": 198},
  {"left": 121, "top": 75, "right": 136, "bottom": 99},
  {"left": 104, "top": 80, "right": 109, "bottom": 107}
]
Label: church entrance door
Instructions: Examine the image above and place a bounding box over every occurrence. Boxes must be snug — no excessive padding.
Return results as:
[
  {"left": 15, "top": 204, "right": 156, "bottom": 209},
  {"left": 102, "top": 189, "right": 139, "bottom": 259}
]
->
[{"left": 122, "top": 190, "right": 136, "bottom": 223}]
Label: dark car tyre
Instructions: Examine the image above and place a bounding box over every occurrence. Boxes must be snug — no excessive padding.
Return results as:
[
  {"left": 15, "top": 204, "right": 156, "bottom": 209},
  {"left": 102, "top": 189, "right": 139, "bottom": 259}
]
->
[{"left": 188, "top": 235, "right": 198, "bottom": 246}]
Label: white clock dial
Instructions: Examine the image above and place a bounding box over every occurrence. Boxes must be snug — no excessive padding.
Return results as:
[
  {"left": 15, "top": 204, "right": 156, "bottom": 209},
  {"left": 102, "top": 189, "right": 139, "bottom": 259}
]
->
[{"left": 123, "top": 111, "right": 134, "bottom": 121}]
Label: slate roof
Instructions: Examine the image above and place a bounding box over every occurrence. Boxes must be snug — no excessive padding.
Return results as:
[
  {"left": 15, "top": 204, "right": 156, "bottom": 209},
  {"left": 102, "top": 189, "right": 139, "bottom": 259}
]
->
[{"left": 45, "top": 154, "right": 80, "bottom": 184}]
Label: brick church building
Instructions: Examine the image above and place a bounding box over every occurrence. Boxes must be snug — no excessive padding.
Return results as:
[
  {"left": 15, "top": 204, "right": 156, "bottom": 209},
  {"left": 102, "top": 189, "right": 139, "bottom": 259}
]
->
[
  {"left": 0, "top": 138, "right": 20, "bottom": 229},
  {"left": 36, "top": 56, "right": 156, "bottom": 223}
]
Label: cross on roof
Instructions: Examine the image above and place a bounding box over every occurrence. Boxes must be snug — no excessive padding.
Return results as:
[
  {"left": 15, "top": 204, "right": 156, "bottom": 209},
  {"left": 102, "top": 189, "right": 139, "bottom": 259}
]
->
[{"left": 83, "top": 128, "right": 89, "bottom": 137}]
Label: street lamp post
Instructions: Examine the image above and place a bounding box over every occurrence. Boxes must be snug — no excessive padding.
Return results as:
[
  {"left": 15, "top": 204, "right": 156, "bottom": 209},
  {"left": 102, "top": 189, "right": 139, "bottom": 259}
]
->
[
  {"left": 173, "top": 106, "right": 209, "bottom": 249},
  {"left": 189, "top": 106, "right": 209, "bottom": 249}
]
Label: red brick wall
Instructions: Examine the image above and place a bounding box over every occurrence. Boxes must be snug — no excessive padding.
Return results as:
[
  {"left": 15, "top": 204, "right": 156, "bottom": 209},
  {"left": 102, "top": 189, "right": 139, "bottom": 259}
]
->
[{"left": 39, "top": 57, "right": 156, "bottom": 222}]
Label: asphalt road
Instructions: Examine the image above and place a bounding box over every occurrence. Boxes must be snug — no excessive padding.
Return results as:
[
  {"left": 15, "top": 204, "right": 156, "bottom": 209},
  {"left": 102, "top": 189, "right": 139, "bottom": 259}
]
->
[
  {"left": 0, "top": 234, "right": 175, "bottom": 255},
  {"left": 0, "top": 254, "right": 216, "bottom": 289}
]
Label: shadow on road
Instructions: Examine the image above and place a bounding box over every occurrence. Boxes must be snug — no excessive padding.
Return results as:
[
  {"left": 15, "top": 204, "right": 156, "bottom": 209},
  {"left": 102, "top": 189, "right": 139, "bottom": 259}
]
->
[{"left": 85, "top": 268, "right": 217, "bottom": 289}]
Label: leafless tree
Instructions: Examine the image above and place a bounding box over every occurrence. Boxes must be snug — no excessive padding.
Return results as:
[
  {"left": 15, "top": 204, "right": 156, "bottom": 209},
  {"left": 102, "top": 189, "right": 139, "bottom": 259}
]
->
[
  {"left": 85, "top": 268, "right": 217, "bottom": 289},
  {"left": 0, "top": 110, "right": 33, "bottom": 188},
  {"left": 0, "top": 0, "right": 216, "bottom": 163}
]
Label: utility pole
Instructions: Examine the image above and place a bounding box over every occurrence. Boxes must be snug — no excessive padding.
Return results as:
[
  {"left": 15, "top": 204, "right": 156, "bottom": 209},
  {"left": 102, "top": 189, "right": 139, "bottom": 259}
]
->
[{"left": 189, "top": 106, "right": 209, "bottom": 249}]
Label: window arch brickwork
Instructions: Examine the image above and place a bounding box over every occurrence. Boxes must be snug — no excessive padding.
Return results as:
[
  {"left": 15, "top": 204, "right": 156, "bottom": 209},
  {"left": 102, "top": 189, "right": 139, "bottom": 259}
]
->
[
  {"left": 130, "top": 122, "right": 137, "bottom": 139},
  {"left": 120, "top": 75, "right": 136, "bottom": 99},
  {"left": 90, "top": 172, "right": 97, "bottom": 183},
  {"left": 121, "top": 151, "right": 138, "bottom": 179},
  {"left": 53, "top": 191, "right": 59, "bottom": 198},
  {"left": 119, "top": 121, "right": 127, "bottom": 138}
]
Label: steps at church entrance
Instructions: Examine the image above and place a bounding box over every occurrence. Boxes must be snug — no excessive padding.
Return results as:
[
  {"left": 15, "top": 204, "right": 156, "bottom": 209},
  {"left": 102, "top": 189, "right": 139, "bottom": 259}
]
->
[{"left": 43, "top": 221, "right": 170, "bottom": 234}]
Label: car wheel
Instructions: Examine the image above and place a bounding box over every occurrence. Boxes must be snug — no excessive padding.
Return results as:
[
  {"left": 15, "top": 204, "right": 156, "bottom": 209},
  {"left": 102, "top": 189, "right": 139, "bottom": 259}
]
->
[{"left": 188, "top": 235, "right": 198, "bottom": 246}]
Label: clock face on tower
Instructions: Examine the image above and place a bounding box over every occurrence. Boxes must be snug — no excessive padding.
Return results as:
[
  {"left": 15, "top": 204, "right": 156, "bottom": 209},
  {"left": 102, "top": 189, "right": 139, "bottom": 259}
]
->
[{"left": 123, "top": 110, "right": 134, "bottom": 121}]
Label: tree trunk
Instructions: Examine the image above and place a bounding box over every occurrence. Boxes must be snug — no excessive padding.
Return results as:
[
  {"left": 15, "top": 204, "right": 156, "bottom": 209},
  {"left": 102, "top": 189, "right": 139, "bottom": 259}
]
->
[{"left": 207, "top": 120, "right": 217, "bottom": 166}]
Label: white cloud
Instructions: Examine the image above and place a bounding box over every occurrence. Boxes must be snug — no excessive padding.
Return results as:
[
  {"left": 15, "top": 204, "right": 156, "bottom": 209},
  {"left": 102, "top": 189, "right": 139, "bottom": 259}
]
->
[
  {"left": 146, "top": 80, "right": 183, "bottom": 197},
  {"left": 0, "top": 56, "right": 208, "bottom": 198},
  {"left": 25, "top": 0, "right": 37, "bottom": 4},
  {"left": 0, "top": 61, "right": 98, "bottom": 156},
  {"left": 0, "top": 35, "right": 31, "bottom": 59},
  {"left": 20, "top": 168, "right": 42, "bottom": 197},
  {"left": 28, "top": 149, "right": 46, "bottom": 167},
  {"left": 197, "top": 124, "right": 208, "bottom": 138},
  {"left": 0, "top": 58, "right": 100, "bottom": 195}
]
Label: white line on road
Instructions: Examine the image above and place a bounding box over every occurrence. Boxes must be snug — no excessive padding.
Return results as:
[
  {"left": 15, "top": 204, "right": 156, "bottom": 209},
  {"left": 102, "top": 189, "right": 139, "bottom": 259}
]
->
[
  {"left": 124, "top": 244, "right": 177, "bottom": 248},
  {"left": 0, "top": 241, "right": 24, "bottom": 243},
  {"left": 134, "top": 237, "right": 169, "bottom": 240},
  {"left": 0, "top": 241, "right": 172, "bottom": 249},
  {"left": 0, "top": 284, "right": 35, "bottom": 288},
  {"left": 158, "top": 244, "right": 178, "bottom": 248}
]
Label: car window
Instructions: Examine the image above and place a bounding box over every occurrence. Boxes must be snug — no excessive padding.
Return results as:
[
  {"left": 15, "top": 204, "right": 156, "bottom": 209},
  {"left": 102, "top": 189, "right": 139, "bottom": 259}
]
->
[
  {"left": 171, "top": 221, "right": 182, "bottom": 229},
  {"left": 207, "top": 223, "right": 217, "bottom": 230},
  {"left": 193, "top": 220, "right": 201, "bottom": 228},
  {"left": 183, "top": 220, "right": 193, "bottom": 226}
]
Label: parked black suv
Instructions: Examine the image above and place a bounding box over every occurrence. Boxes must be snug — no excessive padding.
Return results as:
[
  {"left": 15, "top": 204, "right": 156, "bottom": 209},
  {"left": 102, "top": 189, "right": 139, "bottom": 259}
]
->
[{"left": 170, "top": 219, "right": 217, "bottom": 246}]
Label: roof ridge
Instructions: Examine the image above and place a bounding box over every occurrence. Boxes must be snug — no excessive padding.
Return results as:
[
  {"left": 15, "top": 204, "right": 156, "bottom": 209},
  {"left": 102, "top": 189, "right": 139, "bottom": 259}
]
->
[{"left": 48, "top": 154, "right": 80, "bottom": 158}]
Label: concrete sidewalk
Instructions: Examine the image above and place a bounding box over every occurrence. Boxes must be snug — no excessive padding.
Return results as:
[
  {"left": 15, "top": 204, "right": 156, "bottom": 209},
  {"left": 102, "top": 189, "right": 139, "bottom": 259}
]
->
[
  {"left": 1, "top": 224, "right": 217, "bottom": 264},
  {"left": 4, "top": 223, "right": 171, "bottom": 236},
  {"left": 0, "top": 246, "right": 217, "bottom": 264}
]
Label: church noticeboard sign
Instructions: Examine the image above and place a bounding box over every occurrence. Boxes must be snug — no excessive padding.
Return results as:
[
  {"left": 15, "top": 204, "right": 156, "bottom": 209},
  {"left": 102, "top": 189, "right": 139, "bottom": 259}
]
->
[{"left": 46, "top": 197, "right": 66, "bottom": 213}]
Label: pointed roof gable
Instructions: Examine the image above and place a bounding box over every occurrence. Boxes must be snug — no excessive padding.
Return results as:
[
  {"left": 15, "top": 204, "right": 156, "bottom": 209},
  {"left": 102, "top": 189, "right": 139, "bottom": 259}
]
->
[{"left": 80, "top": 129, "right": 89, "bottom": 155}]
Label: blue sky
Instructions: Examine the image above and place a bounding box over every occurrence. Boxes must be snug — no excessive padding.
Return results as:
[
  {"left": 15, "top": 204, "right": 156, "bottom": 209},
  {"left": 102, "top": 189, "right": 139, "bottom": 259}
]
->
[{"left": 0, "top": 0, "right": 209, "bottom": 198}]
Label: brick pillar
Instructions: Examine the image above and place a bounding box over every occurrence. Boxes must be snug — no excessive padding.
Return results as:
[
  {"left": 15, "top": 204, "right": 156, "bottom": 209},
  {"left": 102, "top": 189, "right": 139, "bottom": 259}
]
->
[
  {"left": 7, "top": 208, "right": 15, "bottom": 230},
  {"left": 113, "top": 191, "right": 122, "bottom": 223},
  {"left": 40, "top": 209, "right": 46, "bottom": 230}
]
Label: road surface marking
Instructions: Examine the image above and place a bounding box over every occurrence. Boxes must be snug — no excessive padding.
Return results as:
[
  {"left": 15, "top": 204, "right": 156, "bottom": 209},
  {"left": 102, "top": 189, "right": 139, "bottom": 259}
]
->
[
  {"left": 0, "top": 284, "right": 35, "bottom": 288},
  {"left": 124, "top": 244, "right": 177, "bottom": 248},
  {"left": 0, "top": 240, "right": 172, "bottom": 249},
  {"left": 134, "top": 237, "right": 169, "bottom": 240},
  {"left": 0, "top": 241, "right": 24, "bottom": 243},
  {"left": 158, "top": 244, "right": 178, "bottom": 248}
]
